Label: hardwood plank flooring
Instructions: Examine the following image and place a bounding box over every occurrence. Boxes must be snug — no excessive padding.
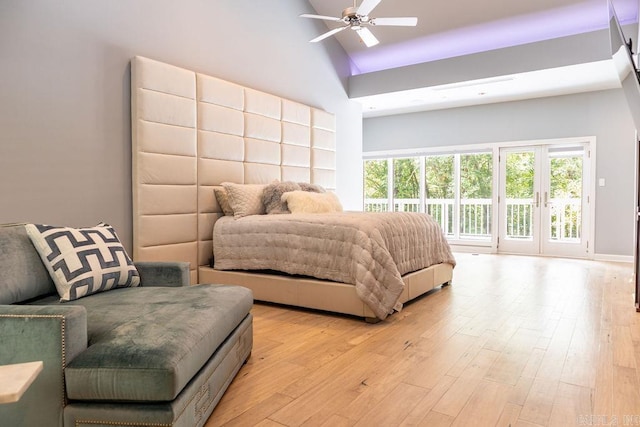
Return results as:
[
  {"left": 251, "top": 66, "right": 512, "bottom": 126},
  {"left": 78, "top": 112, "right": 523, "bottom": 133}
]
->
[{"left": 206, "top": 253, "right": 640, "bottom": 426}]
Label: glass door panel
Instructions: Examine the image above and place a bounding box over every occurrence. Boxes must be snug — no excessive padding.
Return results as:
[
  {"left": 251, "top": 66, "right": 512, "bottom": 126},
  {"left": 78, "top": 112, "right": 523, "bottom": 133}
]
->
[
  {"left": 542, "top": 146, "right": 587, "bottom": 257},
  {"left": 498, "top": 143, "right": 589, "bottom": 257},
  {"left": 499, "top": 148, "right": 540, "bottom": 254}
]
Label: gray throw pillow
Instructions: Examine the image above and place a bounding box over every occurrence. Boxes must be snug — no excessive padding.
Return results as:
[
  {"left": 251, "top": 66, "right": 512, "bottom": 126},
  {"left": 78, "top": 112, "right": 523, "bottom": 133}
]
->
[
  {"left": 298, "top": 182, "right": 326, "bottom": 193},
  {"left": 263, "top": 181, "right": 301, "bottom": 214}
]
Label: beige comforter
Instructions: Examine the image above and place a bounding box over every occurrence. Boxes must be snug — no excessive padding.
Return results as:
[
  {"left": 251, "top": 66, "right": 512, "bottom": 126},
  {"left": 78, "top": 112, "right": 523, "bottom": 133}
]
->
[{"left": 213, "top": 212, "right": 456, "bottom": 319}]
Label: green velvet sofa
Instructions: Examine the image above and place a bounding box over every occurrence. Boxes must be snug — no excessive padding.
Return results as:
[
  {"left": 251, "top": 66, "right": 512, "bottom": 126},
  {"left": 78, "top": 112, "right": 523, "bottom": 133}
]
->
[{"left": 0, "top": 224, "right": 253, "bottom": 427}]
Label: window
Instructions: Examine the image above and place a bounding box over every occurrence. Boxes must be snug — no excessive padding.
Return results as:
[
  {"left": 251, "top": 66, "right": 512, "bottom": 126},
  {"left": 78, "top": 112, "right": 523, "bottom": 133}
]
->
[
  {"left": 459, "top": 153, "right": 492, "bottom": 239},
  {"left": 393, "top": 158, "right": 420, "bottom": 212},
  {"left": 364, "top": 151, "right": 494, "bottom": 243},
  {"left": 363, "top": 159, "right": 389, "bottom": 212},
  {"left": 425, "top": 155, "right": 454, "bottom": 235}
]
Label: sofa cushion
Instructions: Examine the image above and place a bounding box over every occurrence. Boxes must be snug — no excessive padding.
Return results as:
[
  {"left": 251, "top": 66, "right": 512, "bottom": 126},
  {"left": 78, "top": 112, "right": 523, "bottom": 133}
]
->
[
  {"left": 25, "top": 223, "right": 140, "bottom": 301},
  {"left": 0, "top": 224, "right": 56, "bottom": 304},
  {"left": 33, "top": 284, "right": 253, "bottom": 401}
]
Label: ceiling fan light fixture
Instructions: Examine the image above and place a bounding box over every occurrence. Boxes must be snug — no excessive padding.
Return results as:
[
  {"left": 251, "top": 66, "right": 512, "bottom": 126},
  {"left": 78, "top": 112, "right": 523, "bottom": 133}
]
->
[
  {"left": 301, "top": 0, "right": 417, "bottom": 47},
  {"left": 342, "top": 6, "right": 358, "bottom": 18}
]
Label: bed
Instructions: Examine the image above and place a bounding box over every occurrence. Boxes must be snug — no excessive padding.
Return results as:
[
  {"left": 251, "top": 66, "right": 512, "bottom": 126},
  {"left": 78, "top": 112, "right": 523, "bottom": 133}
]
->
[{"left": 131, "top": 55, "right": 455, "bottom": 321}]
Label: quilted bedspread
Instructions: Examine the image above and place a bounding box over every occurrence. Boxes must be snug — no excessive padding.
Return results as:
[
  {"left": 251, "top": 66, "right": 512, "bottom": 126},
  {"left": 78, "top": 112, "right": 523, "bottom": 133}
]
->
[{"left": 213, "top": 211, "right": 456, "bottom": 319}]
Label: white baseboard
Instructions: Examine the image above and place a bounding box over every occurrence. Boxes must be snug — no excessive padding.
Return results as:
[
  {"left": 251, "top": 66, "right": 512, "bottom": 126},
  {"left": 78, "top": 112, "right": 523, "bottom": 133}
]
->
[
  {"left": 450, "top": 246, "right": 634, "bottom": 264},
  {"left": 449, "top": 245, "right": 494, "bottom": 254},
  {"left": 593, "top": 253, "right": 634, "bottom": 263}
]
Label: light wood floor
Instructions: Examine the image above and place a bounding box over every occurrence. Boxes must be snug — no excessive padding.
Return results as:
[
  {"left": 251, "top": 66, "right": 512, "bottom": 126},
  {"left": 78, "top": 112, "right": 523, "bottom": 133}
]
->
[{"left": 205, "top": 253, "right": 640, "bottom": 427}]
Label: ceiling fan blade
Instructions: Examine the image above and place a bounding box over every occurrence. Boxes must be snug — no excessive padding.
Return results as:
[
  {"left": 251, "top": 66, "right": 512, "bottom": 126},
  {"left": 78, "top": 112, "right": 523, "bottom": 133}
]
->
[
  {"left": 370, "top": 17, "right": 418, "bottom": 26},
  {"left": 300, "top": 13, "right": 343, "bottom": 22},
  {"left": 357, "top": 0, "right": 382, "bottom": 17},
  {"left": 310, "top": 26, "right": 348, "bottom": 43},
  {"left": 355, "top": 27, "right": 379, "bottom": 47}
]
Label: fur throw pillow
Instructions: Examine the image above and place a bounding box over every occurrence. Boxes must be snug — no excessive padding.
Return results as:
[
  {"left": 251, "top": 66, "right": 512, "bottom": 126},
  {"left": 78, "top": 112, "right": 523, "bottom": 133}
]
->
[
  {"left": 298, "top": 182, "right": 325, "bottom": 193},
  {"left": 281, "top": 191, "right": 343, "bottom": 214},
  {"left": 263, "top": 181, "right": 301, "bottom": 214}
]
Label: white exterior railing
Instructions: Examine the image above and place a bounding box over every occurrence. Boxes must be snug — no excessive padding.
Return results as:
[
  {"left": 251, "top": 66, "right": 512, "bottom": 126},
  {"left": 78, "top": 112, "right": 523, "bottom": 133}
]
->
[
  {"left": 502, "top": 197, "right": 581, "bottom": 241},
  {"left": 506, "top": 198, "right": 532, "bottom": 239},
  {"left": 364, "top": 198, "right": 491, "bottom": 238},
  {"left": 548, "top": 197, "right": 582, "bottom": 241},
  {"left": 364, "top": 197, "right": 581, "bottom": 242}
]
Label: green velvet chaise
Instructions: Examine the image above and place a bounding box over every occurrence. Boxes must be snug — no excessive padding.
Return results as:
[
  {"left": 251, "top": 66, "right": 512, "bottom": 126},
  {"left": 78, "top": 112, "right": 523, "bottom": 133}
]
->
[{"left": 0, "top": 224, "right": 253, "bottom": 426}]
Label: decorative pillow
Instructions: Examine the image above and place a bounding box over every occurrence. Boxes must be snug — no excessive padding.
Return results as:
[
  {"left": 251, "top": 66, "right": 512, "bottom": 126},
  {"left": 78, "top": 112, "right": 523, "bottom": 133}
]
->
[
  {"left": 213, "top": 186, "right": 234, "bottom": 216},
  {"left": 281, "top": 191, "right": 343, "bottom": 214},
  {"left": 262, "top": 181, "right": 301, "bottom": 214},
  {"left": 298, "top": 182, "right": 326, "bottom": 193},
  {"left": 25, "top": 223, "right": 140, "bottom": 302},
  {"left": 222, "top": 182, "right": 266, "bottom": 218}
]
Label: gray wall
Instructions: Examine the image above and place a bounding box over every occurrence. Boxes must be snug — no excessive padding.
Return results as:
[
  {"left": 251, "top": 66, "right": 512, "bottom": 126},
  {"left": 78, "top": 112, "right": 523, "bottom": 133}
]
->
[
  {"left": 364, "top": 89, "right": 637, "bottom": 256},
  {"left": 0, "top": 1, "right": 363, "bottom": 250}
]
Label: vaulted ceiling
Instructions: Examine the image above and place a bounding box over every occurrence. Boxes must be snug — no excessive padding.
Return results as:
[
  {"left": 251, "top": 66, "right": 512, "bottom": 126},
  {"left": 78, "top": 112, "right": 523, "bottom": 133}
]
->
[
  {"left": 308, "top": 0, "right": 638, "bottom": 75},
  {"left": 307, "top": 0, "right": 639, "bottom": 115}
]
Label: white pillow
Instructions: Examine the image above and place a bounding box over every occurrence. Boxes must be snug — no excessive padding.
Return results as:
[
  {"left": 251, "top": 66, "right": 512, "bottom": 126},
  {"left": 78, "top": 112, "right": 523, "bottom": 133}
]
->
[
  {"left": 222, "top": 182, "right": 266, "bottom": 218},
  {"left": 281, "top": 191, "right": 343, "bottom": 214}
]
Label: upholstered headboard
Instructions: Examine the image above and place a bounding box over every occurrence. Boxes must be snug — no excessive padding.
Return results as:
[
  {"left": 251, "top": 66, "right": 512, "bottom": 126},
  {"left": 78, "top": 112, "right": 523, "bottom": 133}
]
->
[{"left": 131, "top": 56, "right": 336, "bottom": 282}]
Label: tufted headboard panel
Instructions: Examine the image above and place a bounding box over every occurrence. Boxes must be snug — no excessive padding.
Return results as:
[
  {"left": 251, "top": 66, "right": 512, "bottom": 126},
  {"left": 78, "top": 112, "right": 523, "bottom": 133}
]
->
[
  {"left": 131, "top": 56, "right": 335, "bottom": 282},
  {"left": 311, "top": 109, "right": 337, "bottom": 191},
  {"left": 131, "top": 56, "right": 199, "bottom": 283}
]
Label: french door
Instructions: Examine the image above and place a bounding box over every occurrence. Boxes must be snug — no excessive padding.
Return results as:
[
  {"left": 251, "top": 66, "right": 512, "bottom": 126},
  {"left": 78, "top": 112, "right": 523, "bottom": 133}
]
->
[{"left": 498, "top": 143, "right": 590, "bottom": 258}]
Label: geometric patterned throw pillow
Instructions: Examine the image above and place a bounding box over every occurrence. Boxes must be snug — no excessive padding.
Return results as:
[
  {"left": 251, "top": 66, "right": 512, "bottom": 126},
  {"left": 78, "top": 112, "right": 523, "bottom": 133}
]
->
[{"left": 25, "top": 223, "right": 140, "bottom": 302}]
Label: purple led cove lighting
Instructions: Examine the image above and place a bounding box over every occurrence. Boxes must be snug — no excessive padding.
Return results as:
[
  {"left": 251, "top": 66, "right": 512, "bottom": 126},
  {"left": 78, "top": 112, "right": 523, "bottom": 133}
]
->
[
  {"left": 611, "top": 0, "right": 639, "bottom": 24},
  {"left": 350, "top": 0, "right": 639, "bottom": 75}
]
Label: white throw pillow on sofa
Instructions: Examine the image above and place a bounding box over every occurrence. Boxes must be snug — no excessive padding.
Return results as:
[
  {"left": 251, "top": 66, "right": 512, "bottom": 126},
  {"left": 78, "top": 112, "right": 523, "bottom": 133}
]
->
[{"left": 25, "top": 223, "right": 140, "bottom": 301}]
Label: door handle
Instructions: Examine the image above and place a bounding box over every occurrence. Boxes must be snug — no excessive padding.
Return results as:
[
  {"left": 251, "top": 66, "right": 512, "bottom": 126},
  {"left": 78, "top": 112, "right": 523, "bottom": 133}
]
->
[
  {"left": 544, "top": 191, "right": 548, "bottom": 207},
  {"left": 535, "top": 192, "right": 540, "bottom": 208}
]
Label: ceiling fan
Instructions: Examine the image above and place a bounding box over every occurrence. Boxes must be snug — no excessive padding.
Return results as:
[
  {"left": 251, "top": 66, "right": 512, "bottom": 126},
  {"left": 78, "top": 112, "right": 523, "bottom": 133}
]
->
[{"left": 300, "top": 0, "right": 418, "bottom": 47}]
